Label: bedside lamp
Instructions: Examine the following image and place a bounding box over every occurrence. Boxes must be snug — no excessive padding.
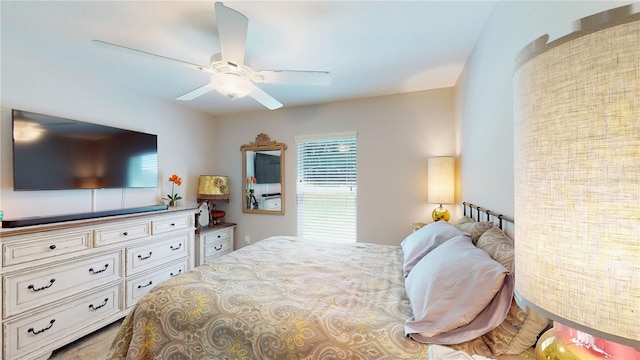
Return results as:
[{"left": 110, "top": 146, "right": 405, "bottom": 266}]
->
[
  {"left": 427, "top": 157, "right": 454, "bottom": 222},
  {"left": 514, "top": 5, "right": 639, "bottom": 358},
  {"left": 197, "top": 175, "right": 230, "bottom": 225}
]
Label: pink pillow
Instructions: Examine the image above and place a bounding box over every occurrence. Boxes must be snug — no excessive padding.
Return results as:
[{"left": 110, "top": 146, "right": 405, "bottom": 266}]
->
[
  {"left": 404, "top": 234, "right": 514, "bottom": 344},
  {"left": 401, "top": 221, "right": 468, "bottom": 276}
]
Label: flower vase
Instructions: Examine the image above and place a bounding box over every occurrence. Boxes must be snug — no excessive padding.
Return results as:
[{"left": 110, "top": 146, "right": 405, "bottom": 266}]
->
[{"left": 169, "top": 200, "right": 177, "bottom": 207}]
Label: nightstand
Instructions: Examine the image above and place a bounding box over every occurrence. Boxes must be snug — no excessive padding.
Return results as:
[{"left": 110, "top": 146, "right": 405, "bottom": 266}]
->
[
  {"left": 195, "top": 222, "right": 236, "bottom": 266},
  {"left": 411, "top": 222, "right": 431, "bottom": 231}
]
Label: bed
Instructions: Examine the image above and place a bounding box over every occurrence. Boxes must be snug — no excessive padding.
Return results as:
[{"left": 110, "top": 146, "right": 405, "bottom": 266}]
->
[{"left": 107, "top": 203, "right": 548, "bottom": 359}]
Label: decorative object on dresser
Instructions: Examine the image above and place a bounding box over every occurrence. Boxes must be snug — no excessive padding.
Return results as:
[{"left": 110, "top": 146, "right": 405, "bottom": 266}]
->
[
  {"left": 162, "top": 174, "right": 183, "bottom": 207},
  {"left": 427, "top": 156, "right": 455, "bottom": 222},
  {"left": 0, "top": 208, "right": 196, "bottom": 360},
  {"left": 514, "top": 4, "right": 640, "bottom": 358},
  {"left": 197, "top": 175, "right": 230, "bottom": 227},
  {"left": 240, "top": 133, "right": 286, "bottom": 214},
  {"left": 194, "top": 222, "right": 236, "bottom": 266}
]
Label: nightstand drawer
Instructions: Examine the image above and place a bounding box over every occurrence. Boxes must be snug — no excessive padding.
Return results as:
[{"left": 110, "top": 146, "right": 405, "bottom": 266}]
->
[
  {"left": 205, "top": 236, "right": 232, "bottom": 258},
  {"left": 5, "top": 284, "right": 122, "bottom": 360},
  {"left": 5, "top": 251, "right": 121, "bottom": 317},
  {"left": 126, "top": 260, "right": 187, "bottom": 308},
  {"left": 126, "top": 234, "right": 189, "bottom": 275},
  {"left": 151, "top": 214, "right": 191, "bottom": 235},
  {"left": 94, "top": 222, "right": 150, "bottom": 246},
  {"left": 3, "top": 230, "right": 92, "bottom": 266}
]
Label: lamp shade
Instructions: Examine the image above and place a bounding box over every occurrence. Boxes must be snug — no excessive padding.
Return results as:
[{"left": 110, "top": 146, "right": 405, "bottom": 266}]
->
[
  {"left": 427, "top": 157, "right": 454, "bottom": 205},
  {"left": 197, "top": 175, "right": 230, "bottom": 201},
  {"left": 514, "top": 5, "right": 639, "bottom": 348}
]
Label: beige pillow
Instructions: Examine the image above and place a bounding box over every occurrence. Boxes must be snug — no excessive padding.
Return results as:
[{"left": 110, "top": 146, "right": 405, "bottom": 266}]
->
[
  {"left": 475, "top": 226, "right": 550, "bottom": 355},
  {"left": 482, "top": 299, "right": 550, "bottom": 355},
  {"left": 453, "top": 217, "right": 494, "bottom": 244},
  {"left": 476, "top": 226, "right": 515, "bottom": 273}
]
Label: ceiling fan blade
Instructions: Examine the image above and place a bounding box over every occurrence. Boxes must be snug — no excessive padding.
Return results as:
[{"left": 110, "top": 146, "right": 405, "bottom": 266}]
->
[
  {"left": 176, "top": 83, "right": 216, "bottom": 100},
  {"left": 215, "top": 2, "right": 248, "bottom": 65},
  {"left": 253, "top": 70, "right": 332, "bottom": 86},
  {"left": 93, "top": 40, "right": 213, "bottom": 73},
  {"left": 248, "top": 84, "right": 283, "bottom": 110}
]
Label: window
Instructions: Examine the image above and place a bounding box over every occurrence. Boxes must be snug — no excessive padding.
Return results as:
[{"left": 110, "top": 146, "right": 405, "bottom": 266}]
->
[{"left": 295, "top": 132, "right": 357, "bottom": 242}]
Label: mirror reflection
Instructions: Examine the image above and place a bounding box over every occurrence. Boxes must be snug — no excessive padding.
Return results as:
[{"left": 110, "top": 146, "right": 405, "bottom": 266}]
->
[{"left": 241, "top": 134, "right": 287, "bottom": 214}]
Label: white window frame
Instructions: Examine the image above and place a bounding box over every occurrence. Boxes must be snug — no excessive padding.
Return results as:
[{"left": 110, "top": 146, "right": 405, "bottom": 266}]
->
[{"left": 295, "top": 132, "right": 357, "bottom": 243}]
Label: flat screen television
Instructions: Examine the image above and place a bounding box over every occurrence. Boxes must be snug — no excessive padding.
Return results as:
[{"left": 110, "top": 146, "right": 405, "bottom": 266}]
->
[
  {"left": 254, "top": 152, "right": 281, "bottom": 184},
  {"left": 12, "top": 109, "right": 159, "bottom": 190}
]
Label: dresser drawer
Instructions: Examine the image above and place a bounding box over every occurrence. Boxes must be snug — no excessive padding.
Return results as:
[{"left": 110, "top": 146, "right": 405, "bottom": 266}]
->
[
  {"left": 126, "top": 234, "right": 189, "bottom": 275},
  {"left": 151, "top": 213, "right": 192, "bottom": 235},
  {"left": 126, "top": 260, "right": 187, "bottom": 308},
  {"left": 4, "top": 251, "right": 121, "bottom": 317},
  {"left": 3, "top": 230, "right": 92, "bottom": 266},
  {"left": 5, "top": 284, "right": 122, "bottom": 360},
  {"left": 94, "top": 222, "right": 150, "bottom": 246}
]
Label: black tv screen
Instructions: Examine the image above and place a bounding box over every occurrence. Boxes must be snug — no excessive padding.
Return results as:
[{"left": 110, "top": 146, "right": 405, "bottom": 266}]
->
[
  {"left": 12, "top": 109, "right": 159, "bottom": 190},
  {"left": 254, "top": 152, "right": 281, "bottom": 184}
]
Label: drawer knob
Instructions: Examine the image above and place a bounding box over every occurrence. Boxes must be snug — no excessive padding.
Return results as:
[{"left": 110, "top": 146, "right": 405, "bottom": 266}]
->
[
  {"left": 28, "top": 319, "right": 55, "bottom": 335},
  {"left": 170, "top": 223, "right": 176, "bottom": 227},
  {"left": 214, "top": 244, "right": 223, "bottom": 251},
  {"left": 122, "top": 231, "right": 129, "bottom": 236},
  {"left": 89, "top": 298, "right": 109, "bottom": 311},
  {"left": 138, "top": 252, "right": 152, "bottom": 260},
  {"left": 49, "top": 244, "right": 57, "bottom": 250},
  {"left": 137, "top": 280, "right": 153, "bottom": 289},
  {"left": 89, "top": 264, "right": 109, "bottom": 274},
  {"left": 170, "top": 243, "right": 182, "bottom": 251},
  {"left": 27, "top": 278, "right": 56, "bottom": 292},
  {"left": 170, "top": 269, "right": 182, "bottom": 277}
]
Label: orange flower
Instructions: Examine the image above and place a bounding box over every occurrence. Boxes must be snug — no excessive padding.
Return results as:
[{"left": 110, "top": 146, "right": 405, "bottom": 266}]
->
[
  {"left": 168, "top": 174, "right": 182, "bottom": 186},
  {"left": 163, "top": 174, "right": 183, "bottom": 204},
  {"left": 250, "top": 176, "right": 257, "bottom": 184}
]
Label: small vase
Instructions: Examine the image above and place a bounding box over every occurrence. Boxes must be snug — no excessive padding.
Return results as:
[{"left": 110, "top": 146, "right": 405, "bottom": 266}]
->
[{"left": 169, "top": 200, "right": 177, "bottom": 207}]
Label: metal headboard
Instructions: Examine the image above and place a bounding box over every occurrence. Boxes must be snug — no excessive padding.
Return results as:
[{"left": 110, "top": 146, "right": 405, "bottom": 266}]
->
[{"left": 462, "top": 201, "right": 514, "bottom": 230}]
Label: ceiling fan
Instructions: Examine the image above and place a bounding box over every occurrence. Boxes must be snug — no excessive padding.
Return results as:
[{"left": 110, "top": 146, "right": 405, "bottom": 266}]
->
[{"left": 93, "top": 2, "right": 331, "bottom": 110}]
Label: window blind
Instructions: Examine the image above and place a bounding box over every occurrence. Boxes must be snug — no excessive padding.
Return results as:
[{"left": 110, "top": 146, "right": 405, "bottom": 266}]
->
[{"left": 296, "top": 133, "right": 357, "bottom": 242}]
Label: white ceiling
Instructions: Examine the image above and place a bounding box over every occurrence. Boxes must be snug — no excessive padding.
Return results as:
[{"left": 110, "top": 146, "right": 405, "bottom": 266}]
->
[{"left": 1, "top": 1, "right": 497, "bottom": 116}]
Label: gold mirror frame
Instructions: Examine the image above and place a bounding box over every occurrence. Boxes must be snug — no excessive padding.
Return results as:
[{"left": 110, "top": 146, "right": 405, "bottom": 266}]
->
[{"left": 241, "top": 133, "right": 287, "bottom": 214}]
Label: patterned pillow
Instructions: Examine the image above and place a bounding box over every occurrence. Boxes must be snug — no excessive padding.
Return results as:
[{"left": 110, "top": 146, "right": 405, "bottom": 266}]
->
[
  {"left": 482, "top": 299, "right": 550, "bottom": 355},
  {"left": 475, "top": 226, "right": 514, "bottom": 274},
  {"left": 453, "top": 217, "right": 494, "bottom": 244},
  {"left": 475, "top": 226, "right": 550, "bottom": 355}
]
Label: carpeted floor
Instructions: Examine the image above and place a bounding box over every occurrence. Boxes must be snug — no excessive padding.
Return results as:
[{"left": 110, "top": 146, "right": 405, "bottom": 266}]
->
[{"left": 48, "top": 319, "right": 122, "bottom": 360}]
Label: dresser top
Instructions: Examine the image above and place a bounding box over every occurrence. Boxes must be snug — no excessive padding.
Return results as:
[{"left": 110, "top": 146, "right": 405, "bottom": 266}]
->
[{"left": 0, "top": 206, "right": 197, "bottom": 238}]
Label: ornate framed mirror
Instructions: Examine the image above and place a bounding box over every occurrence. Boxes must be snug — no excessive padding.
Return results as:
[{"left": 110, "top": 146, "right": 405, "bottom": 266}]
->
[{"left": 241, "top": 133, "right": 287, "bottom": 214}]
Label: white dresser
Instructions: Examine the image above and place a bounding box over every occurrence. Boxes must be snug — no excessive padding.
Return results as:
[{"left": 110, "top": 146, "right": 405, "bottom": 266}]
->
[{"left": 0, "top": 208, "right": 196, "bottom": 360}]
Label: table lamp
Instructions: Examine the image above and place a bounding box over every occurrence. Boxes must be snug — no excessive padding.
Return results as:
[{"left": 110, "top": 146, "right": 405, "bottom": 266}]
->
[
  {"left": 427, "top": 156, "right": 455, "bottom": 222},
  {"left": 514, "top": 4, "right": 639, "bottom": 358},
  {"left": 197, "top": 175, "right": 230, "bottom": 224}
]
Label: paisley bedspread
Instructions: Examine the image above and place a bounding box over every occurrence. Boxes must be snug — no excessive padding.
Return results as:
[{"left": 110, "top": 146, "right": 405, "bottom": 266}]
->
[{"left": 106, "top": 236, "right": 533, "bottom": 359}]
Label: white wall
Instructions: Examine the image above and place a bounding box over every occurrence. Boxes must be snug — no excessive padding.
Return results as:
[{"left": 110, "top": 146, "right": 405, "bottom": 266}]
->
[
  {"left": 455, "top": 0, "right": 635, "bottom": 224},
  {"left": 0, "top": 43, "right": 217, "bottom": 219},
  {"left": 214, "top": 88, "right": 457, "bottom": 248}
]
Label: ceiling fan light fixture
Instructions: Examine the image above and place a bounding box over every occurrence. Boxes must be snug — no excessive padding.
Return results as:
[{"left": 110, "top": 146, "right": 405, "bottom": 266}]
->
[{"left": 210, "top": 72, "right": 252, "bottom": 99}]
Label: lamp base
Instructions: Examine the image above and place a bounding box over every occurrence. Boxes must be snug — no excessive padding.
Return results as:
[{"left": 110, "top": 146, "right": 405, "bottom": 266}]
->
[
  {"left": 536, "top": 323, "right": 638, "bottom": 360},
  {"left": 431, "top": 205, "right": 450, "bottom": 222}
]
